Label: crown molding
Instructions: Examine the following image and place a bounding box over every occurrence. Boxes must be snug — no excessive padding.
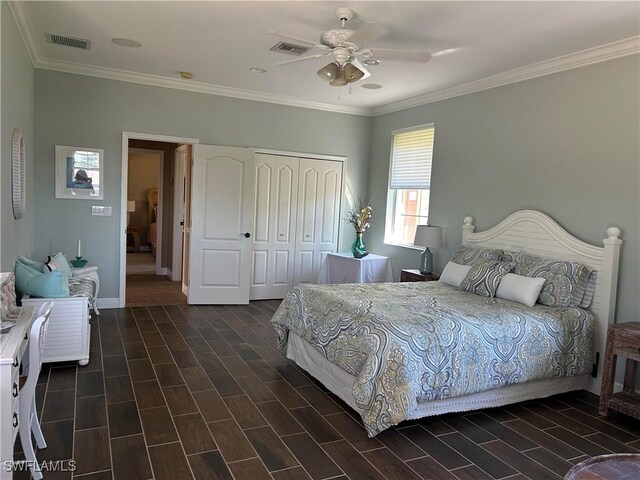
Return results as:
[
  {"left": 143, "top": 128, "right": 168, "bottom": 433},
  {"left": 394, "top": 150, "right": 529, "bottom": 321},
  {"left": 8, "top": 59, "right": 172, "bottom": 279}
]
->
[
  {"left": 9, "top": 1, "right": 639, "bottom": 118},
  {"left": 370, "top": 36, "right": 640, "bottom": 116},
  {"left": 8, "top": 0, "right": 41, "bottom": 66},
  {"left": 7, "top": 1, "right": 368, "bottom": 116},
  {"left": 33, "top": 57, "right": 370, "bottom": 116}
]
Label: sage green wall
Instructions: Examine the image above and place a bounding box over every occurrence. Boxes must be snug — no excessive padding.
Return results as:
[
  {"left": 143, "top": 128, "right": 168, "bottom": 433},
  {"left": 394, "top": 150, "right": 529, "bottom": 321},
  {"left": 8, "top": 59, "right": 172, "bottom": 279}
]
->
[
  {"left": 33, "top": 70, "right": 371, "bottom": 299},
  {"left": 1, "top": 3, "right": 34, "bottom": 269},
  {"left": 368, "top": 55, "right": 639, "bottom": 325}
]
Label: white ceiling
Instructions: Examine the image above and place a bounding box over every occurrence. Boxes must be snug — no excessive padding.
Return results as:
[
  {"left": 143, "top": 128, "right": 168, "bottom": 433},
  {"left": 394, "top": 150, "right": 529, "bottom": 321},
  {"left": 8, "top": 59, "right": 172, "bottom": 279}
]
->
[{"left": 12, "top": 1, "right": 640, "bottom": 115}]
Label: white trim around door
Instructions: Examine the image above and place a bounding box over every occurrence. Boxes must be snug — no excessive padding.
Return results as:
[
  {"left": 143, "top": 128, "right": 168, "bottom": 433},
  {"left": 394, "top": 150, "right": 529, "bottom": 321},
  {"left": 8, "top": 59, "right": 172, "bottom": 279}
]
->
[{"left": 119, "top": 132, "right": 200, "bottom": 308}]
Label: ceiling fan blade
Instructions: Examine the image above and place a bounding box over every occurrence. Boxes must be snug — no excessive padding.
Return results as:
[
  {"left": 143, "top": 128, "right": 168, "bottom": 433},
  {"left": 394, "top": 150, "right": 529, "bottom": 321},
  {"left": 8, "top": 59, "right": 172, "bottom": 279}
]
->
[
  {"left": 268, "top": 30, "right": 328, "bottom": 49},
  {"left": 271, "top": 53, "right": 330, "bottom": 67},
  {"left": 370, "top": 49, "right": 432, "bottom": 63},
  {"left": 347, "top": 23, "right": 388, "bottom": 46}
]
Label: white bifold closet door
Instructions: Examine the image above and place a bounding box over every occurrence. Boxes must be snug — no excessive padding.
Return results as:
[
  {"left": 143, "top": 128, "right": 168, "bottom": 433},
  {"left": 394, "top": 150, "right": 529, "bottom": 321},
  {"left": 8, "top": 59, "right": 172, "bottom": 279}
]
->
[
  {"left": 251, "top": 154, "right": 299, "bottom": 300},
  {"left": 293, "top": 158, "right": 343, "bottom": 286},
  {"left": 251, "top": 154, "right": 343, "bottom": 299}
]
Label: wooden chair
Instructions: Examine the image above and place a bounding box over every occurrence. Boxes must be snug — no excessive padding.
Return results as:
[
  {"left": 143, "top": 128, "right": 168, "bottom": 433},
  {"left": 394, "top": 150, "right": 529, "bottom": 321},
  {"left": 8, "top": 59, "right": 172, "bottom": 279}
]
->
[{"left": 19, "top": 301, "right": 54, "bottom": 480}]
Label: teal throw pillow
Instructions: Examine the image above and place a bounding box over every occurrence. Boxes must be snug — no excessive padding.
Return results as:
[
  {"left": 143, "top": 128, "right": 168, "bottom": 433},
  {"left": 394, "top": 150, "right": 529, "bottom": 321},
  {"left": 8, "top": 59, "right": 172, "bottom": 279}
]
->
[
  {"left": 15, "top": 260, "right": 70, "bottom": 298},
  {"left": 18, "top": 256, "right": 46, "bottom": 272}
]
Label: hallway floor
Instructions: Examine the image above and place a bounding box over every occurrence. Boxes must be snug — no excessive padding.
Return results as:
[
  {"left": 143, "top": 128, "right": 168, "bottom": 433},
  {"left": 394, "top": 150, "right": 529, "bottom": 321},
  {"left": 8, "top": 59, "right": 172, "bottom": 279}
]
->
[
  {"left": 126, "top": 274, "right": 186, "bottom": 307},
  {"left": 126, "top": 253, "right": 156, "bottom": 275}
]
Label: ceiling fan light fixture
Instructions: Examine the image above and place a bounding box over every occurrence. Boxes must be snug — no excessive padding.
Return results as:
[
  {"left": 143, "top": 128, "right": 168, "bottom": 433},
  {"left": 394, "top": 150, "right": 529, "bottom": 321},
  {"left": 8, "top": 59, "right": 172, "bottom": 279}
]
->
[
  {"left": 343, "top": 62, "right": 365, "bottom": 83},
  {"left": 317, "top": 62, "right": 339, "bottom": 82},
  {"left": 317, "top": 62, "right": 367, "bottom": 87}
]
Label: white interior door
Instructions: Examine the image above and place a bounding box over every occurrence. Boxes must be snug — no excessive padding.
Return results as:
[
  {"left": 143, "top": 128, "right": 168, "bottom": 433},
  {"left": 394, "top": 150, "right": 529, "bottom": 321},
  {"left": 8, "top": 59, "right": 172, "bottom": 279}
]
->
[
  {"left": 251, "top": 154, "right": 299, "bottom": 299},
  {"left": 293, "top": 158, "right": 343, "bottom": 285},
  {"left": 188, "top": 145, "right": 254, "bottom": 304}
]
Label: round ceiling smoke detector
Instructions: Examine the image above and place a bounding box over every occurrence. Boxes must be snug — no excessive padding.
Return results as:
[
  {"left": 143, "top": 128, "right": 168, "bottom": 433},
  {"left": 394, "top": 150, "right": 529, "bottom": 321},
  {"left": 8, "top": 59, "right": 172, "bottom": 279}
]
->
[
  {"left": 111, "top": 38, "right": 141, "bottom": 48},
  {"left": 362, "top": 83, "right": 383, "bottom": 89}
]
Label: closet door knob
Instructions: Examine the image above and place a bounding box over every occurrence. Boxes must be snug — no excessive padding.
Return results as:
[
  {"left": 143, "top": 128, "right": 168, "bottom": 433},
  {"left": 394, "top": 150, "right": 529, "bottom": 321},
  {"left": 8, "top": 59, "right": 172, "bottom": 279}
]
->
[{"left": 240, "top": 232, "right": 251, "bottom": 238}]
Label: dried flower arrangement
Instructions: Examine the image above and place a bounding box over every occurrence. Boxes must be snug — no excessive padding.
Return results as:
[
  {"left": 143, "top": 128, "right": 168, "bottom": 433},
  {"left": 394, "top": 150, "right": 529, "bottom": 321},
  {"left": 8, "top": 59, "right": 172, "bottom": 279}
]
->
[{"left": 346, "top": 200, "right": 373, "bottom": 234}]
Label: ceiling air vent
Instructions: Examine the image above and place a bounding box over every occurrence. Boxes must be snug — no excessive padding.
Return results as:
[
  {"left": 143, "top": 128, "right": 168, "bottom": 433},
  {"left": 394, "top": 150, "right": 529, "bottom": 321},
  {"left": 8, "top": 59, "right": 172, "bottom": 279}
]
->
[
  {"left": 46, "top": 33, "right": 91, "bottom": 50},
  {"left": 269, "top": 41, "right": 310, "bottom": 56}
]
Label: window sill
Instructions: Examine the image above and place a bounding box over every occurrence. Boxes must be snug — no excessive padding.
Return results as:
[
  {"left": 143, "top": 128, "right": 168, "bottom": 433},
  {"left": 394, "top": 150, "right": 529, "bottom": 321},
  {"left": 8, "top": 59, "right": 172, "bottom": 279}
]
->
[{"left": 384, "top": 241, "right": 424, "bottom": 252}]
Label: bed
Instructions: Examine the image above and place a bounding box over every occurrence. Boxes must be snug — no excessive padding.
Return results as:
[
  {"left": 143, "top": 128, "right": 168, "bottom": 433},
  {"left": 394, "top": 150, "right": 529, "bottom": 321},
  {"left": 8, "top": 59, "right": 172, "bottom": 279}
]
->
[
  {"left": 147, "top": 188, "right": 158, "bottom": 256},
  {"left": 271, "top": 210, "right": 622, "bottom": 436}
]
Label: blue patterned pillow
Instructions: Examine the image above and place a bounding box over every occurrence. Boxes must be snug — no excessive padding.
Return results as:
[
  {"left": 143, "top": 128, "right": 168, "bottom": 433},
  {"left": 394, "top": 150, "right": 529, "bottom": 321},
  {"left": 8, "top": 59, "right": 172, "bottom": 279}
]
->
[
  {"left": 579, "top": 270, "right": 598, "bottom": 308},
  {"left": 450, "top": 245, "right": 502, "bottom": 266},
  {"left": 459, "top": 260, "right": 514, "bottom": 298},
  {"left": 500, "top": 250, "right": 517, "bottom": 263},
  {"left": 513, "top": 252, "right": 594, "bottom": 307}
]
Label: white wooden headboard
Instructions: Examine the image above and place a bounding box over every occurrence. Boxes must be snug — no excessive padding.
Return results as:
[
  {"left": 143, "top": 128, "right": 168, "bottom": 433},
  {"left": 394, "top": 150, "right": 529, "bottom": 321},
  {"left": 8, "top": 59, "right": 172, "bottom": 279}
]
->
[{"left": 461, "top": 210, "right": 622, "bottom": 394}]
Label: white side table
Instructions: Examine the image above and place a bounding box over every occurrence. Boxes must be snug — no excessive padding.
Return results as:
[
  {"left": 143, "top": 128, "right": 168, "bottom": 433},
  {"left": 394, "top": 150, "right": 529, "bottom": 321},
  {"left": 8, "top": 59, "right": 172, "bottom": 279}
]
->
[
  {"left": 70, "top": 265, "right": 99, "bottom": 314},
  {"left": 317, "top": 253, "right": 394, "bottom": 284}
]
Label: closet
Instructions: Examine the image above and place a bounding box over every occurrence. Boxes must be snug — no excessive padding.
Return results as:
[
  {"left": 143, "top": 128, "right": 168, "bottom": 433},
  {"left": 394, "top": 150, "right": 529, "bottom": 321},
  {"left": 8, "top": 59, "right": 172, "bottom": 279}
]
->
[{"left": 251, "top": 153, "right": 344, "bottom": 300}]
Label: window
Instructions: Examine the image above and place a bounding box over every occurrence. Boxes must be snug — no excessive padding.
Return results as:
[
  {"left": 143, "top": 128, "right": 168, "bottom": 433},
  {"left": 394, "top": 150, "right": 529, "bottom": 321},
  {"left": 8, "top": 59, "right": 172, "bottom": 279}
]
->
[{"left": 385, "top": 124, "right": 435, "bottom": 246}]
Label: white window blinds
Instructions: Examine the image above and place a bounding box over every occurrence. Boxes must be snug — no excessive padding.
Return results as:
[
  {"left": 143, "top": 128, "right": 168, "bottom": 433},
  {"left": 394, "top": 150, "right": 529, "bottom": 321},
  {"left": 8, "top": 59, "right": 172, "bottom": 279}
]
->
[{"left": 389, "top": 124, "right": 435, "bottom": 190}]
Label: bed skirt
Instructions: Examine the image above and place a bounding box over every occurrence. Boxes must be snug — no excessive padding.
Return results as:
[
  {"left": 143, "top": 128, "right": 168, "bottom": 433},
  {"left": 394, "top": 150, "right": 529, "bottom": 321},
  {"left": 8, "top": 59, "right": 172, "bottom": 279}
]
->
[{"left": 286, "top": 331, "right": 588, "bottom": 423}]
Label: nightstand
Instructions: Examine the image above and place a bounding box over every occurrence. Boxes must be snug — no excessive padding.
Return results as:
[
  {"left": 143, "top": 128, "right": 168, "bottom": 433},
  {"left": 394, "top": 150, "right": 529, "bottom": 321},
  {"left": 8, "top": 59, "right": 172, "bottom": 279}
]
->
[
  {"left": 400, "top": 269, "right": 439, "bottom": 282},
  {"left": 599, "top": 322, "right": 640, "bottom": 420}
]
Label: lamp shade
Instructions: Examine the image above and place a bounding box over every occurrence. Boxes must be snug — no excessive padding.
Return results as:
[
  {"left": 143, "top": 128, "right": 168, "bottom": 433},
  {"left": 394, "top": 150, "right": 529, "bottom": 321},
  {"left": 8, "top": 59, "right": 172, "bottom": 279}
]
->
[
  {"left": 127, "top": 200, "right": 136, "bottom": 213},
  {"left": 317, "top": 62, "right": 367, "bottom": 87},
  {"left": 414, "top": 225, "right": 442, "bottom": 248}
]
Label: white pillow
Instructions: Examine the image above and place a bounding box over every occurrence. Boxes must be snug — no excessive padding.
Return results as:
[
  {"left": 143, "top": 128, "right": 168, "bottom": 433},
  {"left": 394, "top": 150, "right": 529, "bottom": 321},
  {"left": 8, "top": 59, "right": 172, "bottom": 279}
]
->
[
  {"left": 439, "top": 262, "right": 472, "bottom": 288},
  {"left": 42, "top": 252, "right": 73, "bottom": 278},
  {"left": 496, "top": 273, "right": 546, "bottom": 307}
]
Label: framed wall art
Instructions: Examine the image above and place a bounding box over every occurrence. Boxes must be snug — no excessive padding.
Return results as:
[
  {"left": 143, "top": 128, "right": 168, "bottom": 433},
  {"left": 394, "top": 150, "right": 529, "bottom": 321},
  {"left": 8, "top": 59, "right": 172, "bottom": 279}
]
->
[
  {"left": 55, "top": 145, "right": 104, "bottom": 200},
  {"left": 11, "top": 128, "right": 26, "bottom": 219}
]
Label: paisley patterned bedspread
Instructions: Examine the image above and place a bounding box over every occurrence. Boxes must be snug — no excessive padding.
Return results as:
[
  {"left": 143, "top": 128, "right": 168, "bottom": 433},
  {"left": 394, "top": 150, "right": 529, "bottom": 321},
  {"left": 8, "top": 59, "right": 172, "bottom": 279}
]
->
[{"left": 271, "top": 281, "right": 593, "bottom": 436}]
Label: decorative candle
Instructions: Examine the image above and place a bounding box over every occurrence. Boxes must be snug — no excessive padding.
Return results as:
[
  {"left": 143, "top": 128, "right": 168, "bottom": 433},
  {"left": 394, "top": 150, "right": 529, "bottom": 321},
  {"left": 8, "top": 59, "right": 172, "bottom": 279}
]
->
[{"left": 77, "top": 239, "right": 82, "bottom": 258}]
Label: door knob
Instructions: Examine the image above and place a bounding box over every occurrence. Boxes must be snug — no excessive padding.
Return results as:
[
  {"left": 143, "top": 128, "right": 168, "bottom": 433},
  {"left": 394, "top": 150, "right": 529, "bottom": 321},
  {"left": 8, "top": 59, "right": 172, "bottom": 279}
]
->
[{"left": 240, "top": 232, "right": 251, "bottom": 238}]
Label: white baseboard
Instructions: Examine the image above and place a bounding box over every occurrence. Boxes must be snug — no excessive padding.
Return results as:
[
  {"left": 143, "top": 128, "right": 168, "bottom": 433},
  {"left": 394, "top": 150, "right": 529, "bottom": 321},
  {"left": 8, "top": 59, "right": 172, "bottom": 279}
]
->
[
  {"left": 158, "top": 267, "right": 168, "bottom": 276},
  {"left": 613, "top": 381, "right": 639, "bottom": 394},
  {"left": 96, "top": 298, "right": 120, "bottom": 309},
  {"left": 166, "top": 268, "right": 172, "bottom": 278}
]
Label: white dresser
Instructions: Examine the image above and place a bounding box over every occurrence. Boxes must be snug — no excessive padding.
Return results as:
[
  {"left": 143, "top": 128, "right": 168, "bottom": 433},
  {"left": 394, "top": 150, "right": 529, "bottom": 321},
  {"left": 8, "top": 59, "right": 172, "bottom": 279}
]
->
[{"left": 0, "top": 307, "right": 35, "bottom": 480}]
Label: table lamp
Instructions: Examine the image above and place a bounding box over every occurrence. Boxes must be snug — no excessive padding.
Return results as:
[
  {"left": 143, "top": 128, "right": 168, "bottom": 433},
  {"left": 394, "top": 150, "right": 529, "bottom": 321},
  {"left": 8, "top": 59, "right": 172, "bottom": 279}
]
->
[
  {"left": 127, "top": 200, "right": 136, "bottom": 226},
  {"left": 413, "top": 225, "right": 442, "bottom": 274}
]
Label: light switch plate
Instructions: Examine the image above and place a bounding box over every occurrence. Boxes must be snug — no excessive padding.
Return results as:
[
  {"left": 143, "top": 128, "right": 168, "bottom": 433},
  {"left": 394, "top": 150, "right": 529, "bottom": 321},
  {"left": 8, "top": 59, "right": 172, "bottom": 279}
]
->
[{"left": 91, "top": 206, "right": 112, "bottom": 216}]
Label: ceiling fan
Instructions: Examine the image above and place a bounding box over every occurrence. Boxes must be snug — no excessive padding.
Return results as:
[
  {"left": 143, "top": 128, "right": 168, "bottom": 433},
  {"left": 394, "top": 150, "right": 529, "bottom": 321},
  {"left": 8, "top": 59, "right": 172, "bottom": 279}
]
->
[{"left": 270, "top": 7, "right": 432, "bottom": 87}]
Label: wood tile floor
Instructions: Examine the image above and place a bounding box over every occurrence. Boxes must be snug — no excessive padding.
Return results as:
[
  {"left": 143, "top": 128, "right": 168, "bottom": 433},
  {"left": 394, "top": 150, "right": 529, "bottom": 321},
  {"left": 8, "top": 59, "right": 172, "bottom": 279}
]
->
[{"left": 18, "top": 302, "right": 640, "bottom": 480}]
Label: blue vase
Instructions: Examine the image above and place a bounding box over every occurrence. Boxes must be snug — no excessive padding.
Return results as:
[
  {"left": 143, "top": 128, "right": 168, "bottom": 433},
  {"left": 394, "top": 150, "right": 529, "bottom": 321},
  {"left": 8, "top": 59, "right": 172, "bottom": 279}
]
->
[{"left": 351, "top": 232, "right": 369, "bottom": 258}]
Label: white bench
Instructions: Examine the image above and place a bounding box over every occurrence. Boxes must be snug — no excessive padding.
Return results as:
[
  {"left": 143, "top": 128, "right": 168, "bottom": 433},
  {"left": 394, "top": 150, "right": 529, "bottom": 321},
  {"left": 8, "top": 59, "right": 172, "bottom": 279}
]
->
[{"left": 20, "top": 296, "right": 91, "bottom": 366}]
